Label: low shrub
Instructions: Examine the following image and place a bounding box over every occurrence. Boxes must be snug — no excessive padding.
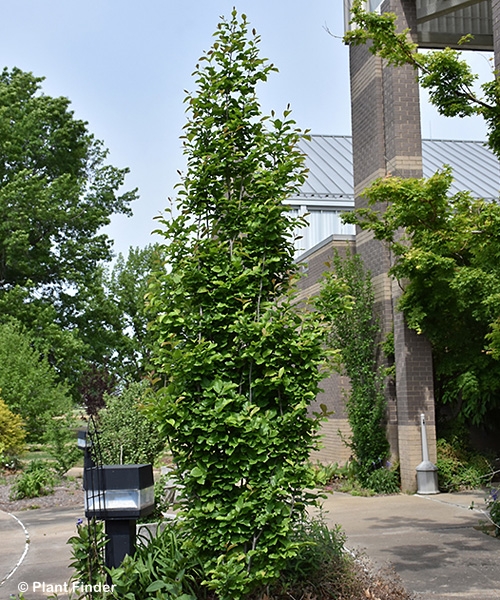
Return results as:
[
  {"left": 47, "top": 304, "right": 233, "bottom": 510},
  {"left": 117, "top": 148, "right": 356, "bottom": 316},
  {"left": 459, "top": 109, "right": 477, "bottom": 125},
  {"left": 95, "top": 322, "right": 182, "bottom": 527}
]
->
[
  {"left": 365, "top": 465, "right": 401, "bottom": 495},
  {"left": 436, "top": 438, "right": 492, "bottom": 492},
  {"left": 271, "top": 516, "right": 347, "bottom": 592},
  {"left": 69, "top": 519, "right": 204, "bottom": 599},
  {"left": 109, "top": 523, "right": 204, "bottom": 599},
  {"left": 10, "top": 460, "right": 57, "bottom": 500},
  {"left": 92, "top": 381, "right": 165, "bottom": 466},
  {"left": 313, "top": 460, "right": 400, "bottom": 495}
]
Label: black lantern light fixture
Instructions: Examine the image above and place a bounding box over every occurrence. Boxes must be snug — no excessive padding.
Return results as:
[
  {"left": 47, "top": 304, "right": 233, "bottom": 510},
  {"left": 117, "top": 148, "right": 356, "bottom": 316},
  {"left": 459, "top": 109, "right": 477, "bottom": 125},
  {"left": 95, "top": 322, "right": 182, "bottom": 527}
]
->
[{"left": 78, "top": 427, "right": 155, "bottom": 570}]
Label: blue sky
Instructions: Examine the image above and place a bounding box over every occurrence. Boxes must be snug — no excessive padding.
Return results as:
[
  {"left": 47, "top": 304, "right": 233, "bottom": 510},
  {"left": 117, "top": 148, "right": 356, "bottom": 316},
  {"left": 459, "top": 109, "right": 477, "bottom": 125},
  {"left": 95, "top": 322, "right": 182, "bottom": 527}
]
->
[{"left": 0, "top": 1, "right": 493, "bottom": 257}]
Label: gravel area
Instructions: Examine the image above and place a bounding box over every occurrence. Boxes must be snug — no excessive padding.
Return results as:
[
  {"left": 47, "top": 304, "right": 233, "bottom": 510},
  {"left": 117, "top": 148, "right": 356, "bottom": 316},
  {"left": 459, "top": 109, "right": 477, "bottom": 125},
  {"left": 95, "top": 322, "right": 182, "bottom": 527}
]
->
[{"left": 0, "top": 471, "right": 84, "bottom": 513}]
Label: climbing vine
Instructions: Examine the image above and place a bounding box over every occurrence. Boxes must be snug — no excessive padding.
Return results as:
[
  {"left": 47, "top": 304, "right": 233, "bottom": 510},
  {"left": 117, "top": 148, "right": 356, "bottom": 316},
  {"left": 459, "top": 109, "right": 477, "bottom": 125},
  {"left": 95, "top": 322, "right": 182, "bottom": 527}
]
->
[{"left": 317, "top": 250, "right": 391, "bottom": 487}]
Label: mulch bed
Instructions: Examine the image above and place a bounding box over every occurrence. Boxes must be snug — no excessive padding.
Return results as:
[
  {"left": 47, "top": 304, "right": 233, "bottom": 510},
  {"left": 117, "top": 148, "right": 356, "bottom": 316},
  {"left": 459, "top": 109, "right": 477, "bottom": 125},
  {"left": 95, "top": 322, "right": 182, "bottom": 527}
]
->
[{"left": 0, "top": 471, "right": 84, "bottom": 513}]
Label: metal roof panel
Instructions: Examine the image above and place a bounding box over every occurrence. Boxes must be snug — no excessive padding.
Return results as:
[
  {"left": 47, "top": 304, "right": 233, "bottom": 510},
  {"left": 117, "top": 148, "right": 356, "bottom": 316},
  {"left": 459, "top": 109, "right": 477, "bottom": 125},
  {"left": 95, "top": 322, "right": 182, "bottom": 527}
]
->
[{"left": 295, "top": 134, "right": 499, "bottom": 202}]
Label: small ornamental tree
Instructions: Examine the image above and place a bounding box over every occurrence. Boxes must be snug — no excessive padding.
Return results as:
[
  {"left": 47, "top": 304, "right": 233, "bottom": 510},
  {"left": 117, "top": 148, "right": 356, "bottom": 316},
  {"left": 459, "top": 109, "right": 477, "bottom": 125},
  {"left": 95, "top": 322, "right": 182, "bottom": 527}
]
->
[
  {"left": 343, "top": 169, "right": 500, "bottom": 426},
  {"left": 147, "top": 11, "right": 326, "bottom": 599}
]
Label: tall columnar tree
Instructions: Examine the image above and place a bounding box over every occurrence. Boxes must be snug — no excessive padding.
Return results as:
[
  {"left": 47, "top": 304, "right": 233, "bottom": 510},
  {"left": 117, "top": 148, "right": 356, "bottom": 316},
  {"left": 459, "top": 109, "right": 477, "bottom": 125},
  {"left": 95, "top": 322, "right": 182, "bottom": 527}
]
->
[{"left": 147, "top": 11, "right": 326, "bottom": 599}]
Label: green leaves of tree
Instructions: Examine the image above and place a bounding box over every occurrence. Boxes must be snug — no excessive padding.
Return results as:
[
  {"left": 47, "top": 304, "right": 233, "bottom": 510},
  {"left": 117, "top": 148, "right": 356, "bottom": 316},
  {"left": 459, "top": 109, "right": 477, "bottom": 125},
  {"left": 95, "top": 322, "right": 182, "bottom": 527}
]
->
[
  {"left": 345, "top": 0, "right": 500, "bottom": 159},
  {"left": 345, "top": 170, "right": 500, "bottom": 425},
  {"left": 317, "top": 252, "right": 390, "bottom": 482},
  {"left": 0, "top": 67, "right": 138, "bottom": 403},
  {"left": 148, "top": 11, "right": 325, "bottom": 599}
]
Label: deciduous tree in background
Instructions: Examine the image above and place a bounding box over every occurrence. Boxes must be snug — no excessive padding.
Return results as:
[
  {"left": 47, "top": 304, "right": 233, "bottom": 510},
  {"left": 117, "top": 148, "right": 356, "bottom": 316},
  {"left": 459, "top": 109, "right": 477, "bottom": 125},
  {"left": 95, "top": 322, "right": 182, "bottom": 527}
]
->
[
  {"left": 0, "top": 67, "right": 138, "bottom": 398},
  {"left": 344, "top": 2, "right": 500, "bottom": 428},
  {"left": 343, "top": 170, "right": 500, "bottom": 426},
  {"left": 0, "top": 322, "right": 71, "bottom": 439},
  {"left": 345, "top": 0, "right": 500, "bottom": 158}
]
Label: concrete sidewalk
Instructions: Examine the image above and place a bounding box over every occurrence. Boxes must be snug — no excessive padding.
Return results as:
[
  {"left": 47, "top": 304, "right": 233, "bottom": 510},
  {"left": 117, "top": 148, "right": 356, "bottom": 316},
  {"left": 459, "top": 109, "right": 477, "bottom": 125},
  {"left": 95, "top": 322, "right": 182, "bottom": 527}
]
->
[
  {"left": 1, "top": 506, "right": 83, "bottom": 599},
  {"left": 1, "top": 491, "right": 499, "bottom": 599},
  {"left": 320, "top": 490, "right": 500, "bottom": 599}
]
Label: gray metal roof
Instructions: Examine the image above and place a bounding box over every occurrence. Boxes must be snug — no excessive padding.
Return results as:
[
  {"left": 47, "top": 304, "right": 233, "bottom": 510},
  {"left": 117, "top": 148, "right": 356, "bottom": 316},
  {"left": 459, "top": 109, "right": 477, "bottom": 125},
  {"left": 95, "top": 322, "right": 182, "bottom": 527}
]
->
[{"left": 295, "top": 134, "right": 500, "bottom": 202}]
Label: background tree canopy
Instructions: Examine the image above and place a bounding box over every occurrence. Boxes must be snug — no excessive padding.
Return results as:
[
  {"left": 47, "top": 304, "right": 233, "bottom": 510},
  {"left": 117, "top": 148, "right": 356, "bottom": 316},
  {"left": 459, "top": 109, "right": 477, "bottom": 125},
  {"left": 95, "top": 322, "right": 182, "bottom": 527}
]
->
[
  {"left": 343, "top": 169, "right": 500, "bottom": 426},
  {"left": 0, "top": 67, "right": 141, "bottom": 403}
]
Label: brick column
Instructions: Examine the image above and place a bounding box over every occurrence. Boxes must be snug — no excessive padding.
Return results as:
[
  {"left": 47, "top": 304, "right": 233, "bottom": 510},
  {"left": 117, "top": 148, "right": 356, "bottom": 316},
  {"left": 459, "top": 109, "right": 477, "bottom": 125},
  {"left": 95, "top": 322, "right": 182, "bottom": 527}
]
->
[{"left": 349, "top": 0, "right": 436, "bottom": 492}]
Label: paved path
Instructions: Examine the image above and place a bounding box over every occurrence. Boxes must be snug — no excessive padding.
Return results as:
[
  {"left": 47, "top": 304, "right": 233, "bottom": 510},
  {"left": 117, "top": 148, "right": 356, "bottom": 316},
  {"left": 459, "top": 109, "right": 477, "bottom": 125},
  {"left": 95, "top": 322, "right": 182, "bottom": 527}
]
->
[
  {"left": 1, "top": 491, "right": 499, "bottom": 599},
  {"left": 320, "top": 490, "right": 500, "bottom": 599},
  {"left": 1, "top": 506, "right": 83, "bottom": 599}
]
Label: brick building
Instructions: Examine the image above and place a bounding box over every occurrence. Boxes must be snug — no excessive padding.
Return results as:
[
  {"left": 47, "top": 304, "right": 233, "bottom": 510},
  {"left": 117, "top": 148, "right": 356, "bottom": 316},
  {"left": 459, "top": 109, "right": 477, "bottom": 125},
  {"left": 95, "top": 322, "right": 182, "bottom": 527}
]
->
[
  {"left": 294, "top": 134, "right": 499, "bottom": 490},
  {"left": 300, "top": 0, "right": 500, "bottom": 491}
]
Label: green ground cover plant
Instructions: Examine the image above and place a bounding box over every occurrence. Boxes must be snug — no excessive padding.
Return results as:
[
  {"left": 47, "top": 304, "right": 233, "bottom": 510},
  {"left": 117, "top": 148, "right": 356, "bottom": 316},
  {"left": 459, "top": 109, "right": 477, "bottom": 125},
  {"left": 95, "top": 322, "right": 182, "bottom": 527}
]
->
[{"left": 9, "top": 459, "right": 57, "bottom": 500}]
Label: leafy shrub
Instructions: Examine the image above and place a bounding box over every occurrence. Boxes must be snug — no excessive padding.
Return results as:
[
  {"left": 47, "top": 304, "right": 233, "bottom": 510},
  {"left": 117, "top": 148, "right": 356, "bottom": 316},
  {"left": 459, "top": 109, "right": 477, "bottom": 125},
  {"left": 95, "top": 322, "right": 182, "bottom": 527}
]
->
[
  {"left": 436, "top": 437, "right": 492, "bottom": 492},
  {"left": 0, "top": 321, "right": 72, "bottom": 440},
  {"left": 10, "top": 460, "right": 57, "bottom": 500},
  {"left": 260, "top": 516, "right": 413, "bottom": 600},
  {"left": 365, "top": 465, "right": 401, "bottom": 494},
  {"left": 313, "top": 460, "right": 400, "bottom": 495},
  {"left": 147, "top": 11, "right": 326, "bottom": 599},
  {"left": 311, "top": 462, "right": 342, "bottom": 487},
  {"left": 0, "top": 395, "right": 26, "bottom": 464},
  {"left": 276, "top": 516, "right": 346, "bottom": 587},
  {"left": 69, "top": 516, "right": 414, "bottom": 600},
  {"left": 68, "top": 519, "right": 108, "bottom": 589},
  {"left": 92, "top": 381, "right": 164, "bottom": 465},
  {"left": 70, "top": 519, "right": 203, "bottom": 599},
  {"left": 108, "top": 523, "right": 203, "bottom": 600},
  {"left": 44, "top": 413, "right": 81, "bottom": 475}
]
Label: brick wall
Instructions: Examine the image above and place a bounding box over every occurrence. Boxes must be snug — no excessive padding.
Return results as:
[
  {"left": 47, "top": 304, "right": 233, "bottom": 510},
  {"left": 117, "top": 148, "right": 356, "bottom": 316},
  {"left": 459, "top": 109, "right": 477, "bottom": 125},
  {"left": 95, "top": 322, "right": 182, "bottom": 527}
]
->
[
  {"left": 493, "top": 0, "right": 500, "bottom": 69},
  {"left": 296, "top": 236, "right": 355, "bottom": 466},
  {"left": 349, "top": 0, "right": 437, "bottom": 492}
]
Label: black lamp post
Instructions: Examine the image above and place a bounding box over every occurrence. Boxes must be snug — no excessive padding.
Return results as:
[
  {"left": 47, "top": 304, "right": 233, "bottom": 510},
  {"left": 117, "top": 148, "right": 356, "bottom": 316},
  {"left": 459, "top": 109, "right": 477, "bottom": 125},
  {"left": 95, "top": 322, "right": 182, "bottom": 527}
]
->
[
  {"left": 78, "top": 429, "right": 155, "bottom": 570},
  {"left": 84, "top": 464, "right": 155, "bottom": 568}
]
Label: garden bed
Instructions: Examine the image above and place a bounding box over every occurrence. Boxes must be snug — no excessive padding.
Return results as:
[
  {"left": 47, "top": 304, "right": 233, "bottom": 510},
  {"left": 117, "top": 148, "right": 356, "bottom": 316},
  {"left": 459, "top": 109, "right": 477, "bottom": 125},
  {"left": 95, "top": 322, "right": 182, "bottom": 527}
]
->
[{"left": 0, "top": 470, "right": 83, "bottom": 512}]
